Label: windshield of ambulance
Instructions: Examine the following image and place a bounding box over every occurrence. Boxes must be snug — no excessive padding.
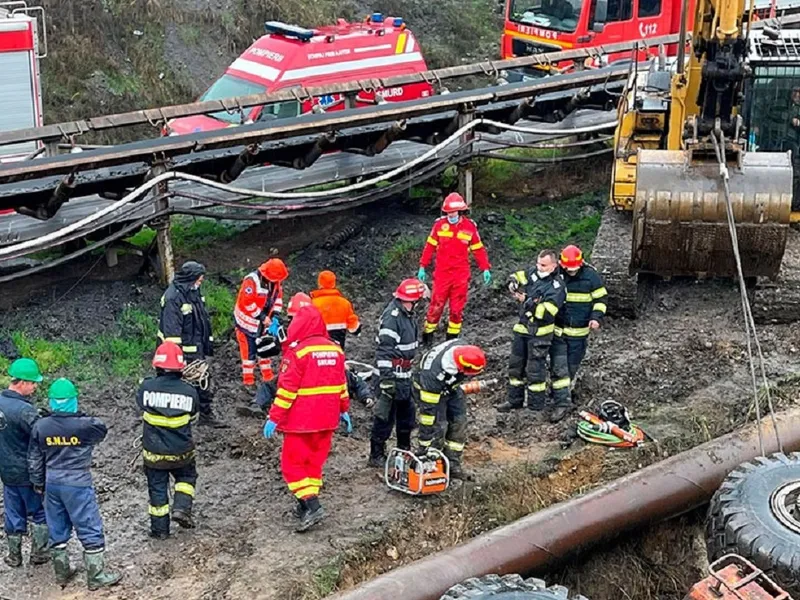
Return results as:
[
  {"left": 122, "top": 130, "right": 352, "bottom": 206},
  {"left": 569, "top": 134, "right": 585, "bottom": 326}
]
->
[
  {"left": 199, "top": 74, "right": 267, "bottom": 124},
  {"left": 509, "top": 0, "right": 581, "bottom": 33}
]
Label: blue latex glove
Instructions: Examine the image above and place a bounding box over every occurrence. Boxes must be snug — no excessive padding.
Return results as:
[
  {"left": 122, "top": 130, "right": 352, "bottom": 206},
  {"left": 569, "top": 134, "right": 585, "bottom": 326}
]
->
[
  {"left": 263, "top": 420, "right": 278, "bottom": 439},
  {"left": 340, "top": 412, "right": 353, "bottom": 434},
  {"left": 417, "top": 266, "right": 426, "bottom": 282},
  {"left": 266, "top": 316, "right": 281, "bottom": 336},
  {"left": 483, "top": 270, "right": 492, "bottom": 286}
]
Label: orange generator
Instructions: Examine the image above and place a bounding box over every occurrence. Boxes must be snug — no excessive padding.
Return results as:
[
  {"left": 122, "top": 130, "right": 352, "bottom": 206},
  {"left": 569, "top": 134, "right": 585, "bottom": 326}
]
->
[{"left": 385, "top": 448, "right": 449, "bottom": 496}]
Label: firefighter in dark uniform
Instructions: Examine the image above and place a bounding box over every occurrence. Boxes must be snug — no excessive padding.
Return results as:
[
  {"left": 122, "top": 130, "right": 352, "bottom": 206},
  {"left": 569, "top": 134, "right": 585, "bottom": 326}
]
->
[
  {"left": 368, "top": 278, "right": 426, "bottom": 467},
  {"left": 549, "top": 244, "right": 607, "bottom": 422},
  {"left": 497, "top": 249, "right": 567, "bottom": 415},
  {"left": 414, "top": 341, "right": 486, "bottom": 480},
  {"left": 158, "top": 261, "right": 222, "bottom": 428},
  {"left": 136, "top": 342, "right": 200, "bottom": 539}
]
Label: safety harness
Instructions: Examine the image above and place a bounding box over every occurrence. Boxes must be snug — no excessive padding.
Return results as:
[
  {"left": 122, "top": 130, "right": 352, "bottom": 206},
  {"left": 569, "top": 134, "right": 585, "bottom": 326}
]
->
[{"left": 576, "top": 401, "right": 645, "bottom": 448}]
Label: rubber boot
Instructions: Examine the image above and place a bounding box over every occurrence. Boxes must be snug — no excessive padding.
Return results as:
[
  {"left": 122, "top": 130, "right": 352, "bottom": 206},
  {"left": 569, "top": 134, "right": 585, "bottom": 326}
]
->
[
  {"left": 296, "top": 496, "right": 325, "bottom": 533},
  {"left": 422, "top": 331, "right": 434, "bottom": 346},
  {"left": 52, "top": 545, "right": 77, "bottom": 587},
  {"left": 549, "top": 404, "right": 572, "bottom": 423},
  {"left": 446, "top": 331, "right": 459, "bottom": 341},
  {"left": 235, "top": 403, "right": 265, "bottom": 418},
  {"left": 199, "top": 410, "right": 229, "bottom": 429},
  {"left": 172, "top": 509, "right": 195, "bottom": 529},
  {"left": 4, "top": 534, "right": 22, "bottom": 568},
  {"left": 495, "top": 401, "right": 523, "bottom": 413},
  {"left": 396, "top": 430, "right": 411, "bottom": 451},
  {"left": 84, "top": 550, "right": 122, "bottom": 591},
  {"left": 367, "top": 440, "right": 386, "bottom": 468},
  {"left": 29, "top": 523, "right": 51, "bottom": 565},
  {"left": 293, "top": 498, "right": 307, "bottom": 519}
]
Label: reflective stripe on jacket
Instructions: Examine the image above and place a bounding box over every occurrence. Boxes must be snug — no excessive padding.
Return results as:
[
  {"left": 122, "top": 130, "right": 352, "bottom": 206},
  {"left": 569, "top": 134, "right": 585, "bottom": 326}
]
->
[
  {"left": 509, "top": 268, "right": 566, "bottom": 340},
  {"left": 234, "top": 271, "right": 283, "bottom": 335},
  {"left": 556, "top": 264, "right": 608, "bottom": 336},
  {"left": 419, "top": 216, "right": 490, "bottom": 276},
  {"left": 310, "top": 288, "right": 360, "bottom": 333},
  {"left": 375, "top": 298, "right": 419, "bottom": 381},
  {"left": 158, "top": 280, "right": 213, "bottom": 359}
]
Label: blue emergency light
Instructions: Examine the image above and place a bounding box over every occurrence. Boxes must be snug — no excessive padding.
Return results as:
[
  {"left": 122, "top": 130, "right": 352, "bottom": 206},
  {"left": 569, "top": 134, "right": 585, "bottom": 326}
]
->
[
  {"left": 393, "top": 17, "right": 404, "bottom": 26},
  {"left": 264, "top": 21, "right": 315, "bottom": 41},
  {"left": 370, "top": 12, "right": 383, "bottom": 23}
]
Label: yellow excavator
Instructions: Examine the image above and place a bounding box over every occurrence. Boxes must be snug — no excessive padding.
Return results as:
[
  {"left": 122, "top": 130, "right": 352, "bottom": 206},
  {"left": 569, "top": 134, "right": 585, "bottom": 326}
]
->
[{"left": 593, "top": 0, "right": 800, "bottom": 320}]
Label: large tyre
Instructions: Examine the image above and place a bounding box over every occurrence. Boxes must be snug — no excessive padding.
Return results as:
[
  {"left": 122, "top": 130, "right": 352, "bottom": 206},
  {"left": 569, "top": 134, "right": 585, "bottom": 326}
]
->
[
  {"left": 440, "top": 574, "right": 589, "bottom": 600},
  {"left": 707, "top": 452, "right": 800, "bottom": 595}
]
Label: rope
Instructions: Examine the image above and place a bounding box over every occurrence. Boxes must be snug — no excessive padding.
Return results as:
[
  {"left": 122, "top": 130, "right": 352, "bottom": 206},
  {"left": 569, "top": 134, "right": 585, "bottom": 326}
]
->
[
  {"left": 710, "top": 130, "right": 783, "bottom": 456},
  {"left": 182, "top": 359, "right": 210, "bottom": 391}
]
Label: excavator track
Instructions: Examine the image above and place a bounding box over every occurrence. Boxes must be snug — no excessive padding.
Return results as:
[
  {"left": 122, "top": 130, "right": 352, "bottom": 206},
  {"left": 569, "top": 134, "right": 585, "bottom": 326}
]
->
[
  {"left": 591, "top": 206, "right": 640, "bottom": 319},
  {"left": 752, "top": 226, "right": 800, "bottom": 324}
]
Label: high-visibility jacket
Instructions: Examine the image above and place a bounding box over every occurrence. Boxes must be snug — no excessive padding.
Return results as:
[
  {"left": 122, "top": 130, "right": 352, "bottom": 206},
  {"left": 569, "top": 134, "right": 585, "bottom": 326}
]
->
[
  {"left": 508, "top": 268, "right": 566, "bottom": 342},
  {"left": 234, "top": 271, "right": 283, "bottom": 335},
  {"left": 419, "top": 217, "right": 490, "bottom": 276},
  {"left": 310, "top": 288, "right": 360, "bottom": 334},
  {"left": 268, "top": 306, "right": 349, "bottom": 433},
  {"left": 136, "top": 373, "right": 199, "bottom": 469},
  {"left": 556, "top": 264, "right": 608, "bottom": 338}
]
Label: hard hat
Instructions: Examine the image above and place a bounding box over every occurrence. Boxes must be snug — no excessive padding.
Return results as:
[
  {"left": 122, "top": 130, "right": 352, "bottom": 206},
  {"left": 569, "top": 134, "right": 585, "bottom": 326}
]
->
[
  {"left": 8, "top": 358, "right": 43, "bottom": 383},
  {"left": 152, "top": 341, "right": 186, "bottom": 371},
  {"left": 287, "top": 292, "right": 312, "bottom": 317},
  {"left": 48, "top": 378, "right": 78, "bottom": 400},
  {"left": 453, "top": 345, "right": 486, "bottom": 375},
  {"left": 559, "top": 244, "right": 584, "bottom": 269},
  {"left": 394, "top": 278, "right": 426, "bottom": 302},
  {"left": 441, "top": 192, "right": 468, "bottom": 213},
  {"left": 258, "top": 258, "right": 289, "bottom": 283},
  {"left": 318, "top": 270, "right": 336, "bottom": 290}
]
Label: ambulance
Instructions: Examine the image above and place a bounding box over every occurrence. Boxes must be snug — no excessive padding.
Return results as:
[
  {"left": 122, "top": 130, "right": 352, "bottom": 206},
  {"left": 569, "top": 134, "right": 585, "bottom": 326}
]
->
[{"left": 166, "top": 14, "right": 434, "bottom": 135}]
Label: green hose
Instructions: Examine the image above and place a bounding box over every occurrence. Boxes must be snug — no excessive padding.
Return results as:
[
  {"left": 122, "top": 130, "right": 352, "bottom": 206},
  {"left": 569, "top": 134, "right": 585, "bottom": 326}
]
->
[{"left": 576, "top": 420, "right": 644, "bottom": 447}]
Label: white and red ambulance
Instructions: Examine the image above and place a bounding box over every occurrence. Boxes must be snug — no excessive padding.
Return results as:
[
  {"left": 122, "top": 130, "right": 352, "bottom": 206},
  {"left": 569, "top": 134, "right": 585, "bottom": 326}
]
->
[{"left": 166, "top": 14, "right": 434, "bottom": 135}]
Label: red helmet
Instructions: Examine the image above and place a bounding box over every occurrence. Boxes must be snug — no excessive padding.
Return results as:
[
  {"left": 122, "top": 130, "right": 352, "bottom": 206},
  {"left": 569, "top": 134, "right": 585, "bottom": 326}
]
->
[
  {"left": 287, "top": 292, "right": 312, "bottom": 317},
  {"left": 152, "top": 341, "right": 185, "bottom": 371},
  {"left": 441, "top": 192, "right": 468, "bottom": 213},
  {"left": 394, "top": 278, "right": 426, "bottom": 302},
  {"left": 453, "top": 345, "right": 486, "bottom": 376},
  {"left": 559, "top": 244, "right": 584, "bottom": 269},
  {"left": 258, "top": 258, "right": 289, "bottom": 282}
]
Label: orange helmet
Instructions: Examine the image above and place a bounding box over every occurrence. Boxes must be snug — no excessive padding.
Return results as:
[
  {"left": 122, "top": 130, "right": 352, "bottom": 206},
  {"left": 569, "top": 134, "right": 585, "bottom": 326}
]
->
[
  {"left": 453, "top": 345, "right": 486, "bottom": 376},
  {"left": 318, "top": 270, "right": 336, "bottom": 289},
  {"left": 394, "top": 278, "right": 426, "bottom": 302},
  {"left": 152, "top": 341, "right": 185, "bottom": 371},
  {"left": 287, "top": 292, "right": 312, "bottom": 317},
  {"left": 559, "top": 244, "right": 584, "bottom": 269},
  {"left": 441, "top": 192, "right": 468, "bottom": 213},
  {"left": 258, "top": 258, "right": 289, "bottom": 282}
]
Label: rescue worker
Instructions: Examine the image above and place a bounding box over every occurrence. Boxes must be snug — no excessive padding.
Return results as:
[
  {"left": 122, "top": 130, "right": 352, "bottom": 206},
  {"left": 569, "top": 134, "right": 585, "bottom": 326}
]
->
[
  {"left": 414, "top": 341, "right": 486, "bottom": 480},
  {"left": 310, "top": 270, "right": 361, "bottom": 350},
  {"left": 368, "top": 278, "right": 425, "bottom": 468},
  {"left": 234, "top": 258, "right": 288, "bottom": 387},
  {"left": 0, "top": 357, "right": 49, "bottom": 568},
  {"left": 418, "top": 192, "right": 492, "bottom": 344},
  {"left": 497, "top": 249, "right": 567, "bottom": 416},
  {"left": 28, "top": 378, "right": 120, "bottom": 590},
  {"left": 158, "top": 261, "right": 221, "bottom": 428},
  {"left": 549, "top": 244, "right": 607, "bottom": 421},
  {"left": 136, "top": 342, "right": 200, "bottom": 539},
  {"left": 262, "top": 305, "right": 351, "bottom": 533}
]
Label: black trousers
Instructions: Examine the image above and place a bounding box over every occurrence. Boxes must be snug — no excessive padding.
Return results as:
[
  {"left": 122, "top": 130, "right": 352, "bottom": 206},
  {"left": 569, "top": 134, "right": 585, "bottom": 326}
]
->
[
  {"left": 414, "top": 386, "right": 467, "bottom": 466},
  {"left": 562, "top": 335, "right": 588, "bottom": 381},
  {"left": 507, "top": 332, "right": 553, "bottom": 410},
  {"left": 145, "top": 463, "right": 197, "bottom": 535},
  {"left": 548, "top": 335, "right": 573, "bottom": 407},
  {"left": 370, "top": 379, "right": 415, "bottom": 452}
]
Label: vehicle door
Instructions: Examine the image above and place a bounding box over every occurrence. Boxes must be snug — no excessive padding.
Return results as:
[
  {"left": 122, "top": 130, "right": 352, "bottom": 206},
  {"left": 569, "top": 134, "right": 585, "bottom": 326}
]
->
[
  {"left": 634, "top": 0, "right": 665, "bottom": 59},
  {"left": 588, "top": 0, "right": 634, "bottom": 60}
]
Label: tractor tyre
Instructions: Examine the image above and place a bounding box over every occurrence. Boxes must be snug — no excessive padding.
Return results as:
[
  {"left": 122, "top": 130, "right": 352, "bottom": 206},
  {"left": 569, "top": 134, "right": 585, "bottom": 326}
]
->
[
  {"left": 706, "top": 452, "right": 800, "bottom": 596},
  {"left": 440, "top": 574, "right": 590, "bottom": 599}
]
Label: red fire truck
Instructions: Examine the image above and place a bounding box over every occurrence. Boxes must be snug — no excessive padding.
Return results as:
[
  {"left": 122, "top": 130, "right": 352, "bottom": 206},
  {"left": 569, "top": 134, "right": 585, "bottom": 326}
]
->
[
  {"left": 166, "top": 14, "right": 433, "bottom": 135},
  {"left": 501, "top": 0, "right": 800, "bottom": 78}
]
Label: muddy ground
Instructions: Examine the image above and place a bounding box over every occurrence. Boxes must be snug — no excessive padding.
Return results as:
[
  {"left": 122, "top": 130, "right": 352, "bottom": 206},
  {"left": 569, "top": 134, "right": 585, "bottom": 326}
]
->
[{"left": 1, "top": 158, "right": 799, "bottom": 600}]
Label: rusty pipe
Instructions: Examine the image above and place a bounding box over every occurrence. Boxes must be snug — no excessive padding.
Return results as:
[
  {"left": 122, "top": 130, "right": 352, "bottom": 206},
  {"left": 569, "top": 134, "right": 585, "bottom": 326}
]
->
[{"left": 330, "top": 409, "right": 800, "bottom": 600}]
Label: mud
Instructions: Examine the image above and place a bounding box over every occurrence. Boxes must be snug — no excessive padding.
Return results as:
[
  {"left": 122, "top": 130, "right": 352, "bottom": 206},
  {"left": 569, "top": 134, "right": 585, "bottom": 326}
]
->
[{"left": 1, "top": 161, "right": 799, "bottom": 599}]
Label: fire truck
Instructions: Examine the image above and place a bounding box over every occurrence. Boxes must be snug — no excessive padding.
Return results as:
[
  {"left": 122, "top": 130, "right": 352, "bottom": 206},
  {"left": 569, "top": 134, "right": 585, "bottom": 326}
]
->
[
  {"left": 166, "top": 14, "right": 433, "bottom": 135},
  {"left": 501, "top": 0, "right": 800, "bottom": 78}
]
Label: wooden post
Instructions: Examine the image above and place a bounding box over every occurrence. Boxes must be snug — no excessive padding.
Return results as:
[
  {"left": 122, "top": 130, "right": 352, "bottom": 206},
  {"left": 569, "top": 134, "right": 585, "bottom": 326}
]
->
[
  {"left": 457, "top": 107, "right": 475, "bottom": 207},
  {"left": 150, "top": 163, "right": 174, "bottom": 285}
]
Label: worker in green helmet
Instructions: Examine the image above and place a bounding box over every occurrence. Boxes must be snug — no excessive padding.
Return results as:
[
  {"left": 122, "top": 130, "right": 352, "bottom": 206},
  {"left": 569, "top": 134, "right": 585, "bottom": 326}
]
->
[
  {"left": 28, "top": 378, "right": 121, "bottom": 590},
  {"left": 0, "top": 357, "right": 49, "bottom": 568}
]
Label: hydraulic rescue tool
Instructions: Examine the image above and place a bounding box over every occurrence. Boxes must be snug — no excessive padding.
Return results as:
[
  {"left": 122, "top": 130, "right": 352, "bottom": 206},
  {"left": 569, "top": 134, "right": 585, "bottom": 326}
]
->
[{"left": 576, "top": 401, "right": 646, "bottom": 447}]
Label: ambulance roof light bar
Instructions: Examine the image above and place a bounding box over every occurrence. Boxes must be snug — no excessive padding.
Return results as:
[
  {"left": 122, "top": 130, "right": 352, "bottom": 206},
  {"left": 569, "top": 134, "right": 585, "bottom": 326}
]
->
[{"left": 264, "top": 21, "right": 315, "bottom": 41}]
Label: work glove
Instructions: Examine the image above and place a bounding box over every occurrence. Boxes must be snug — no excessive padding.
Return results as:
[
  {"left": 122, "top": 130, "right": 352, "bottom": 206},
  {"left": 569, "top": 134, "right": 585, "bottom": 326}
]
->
[
  {"left": 267, "top": 316, "right": 281, "bottom": 336},
  {"left": 483, "top": 270, "right": 492, "bottom": 286},
  {"left": 417, "top": 266, "right": 426, "bottom": 282},
  {"left": 263, "top": 419, "right": 278, "bottom": 439},
  {"left": 340, "top": 412, "right": 353, "bottom": 434}
]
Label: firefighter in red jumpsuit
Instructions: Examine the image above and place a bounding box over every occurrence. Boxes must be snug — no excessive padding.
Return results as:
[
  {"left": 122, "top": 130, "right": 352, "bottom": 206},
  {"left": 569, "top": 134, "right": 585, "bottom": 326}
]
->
[
  {"left": 234, "top": 258, "right": 288, "bottom": 387},
  {"left": 262, "top": 304, "right": 351, "bottom": 533},
  {"left": 418, "top": 193, "right": 492, "bottom": 344}
]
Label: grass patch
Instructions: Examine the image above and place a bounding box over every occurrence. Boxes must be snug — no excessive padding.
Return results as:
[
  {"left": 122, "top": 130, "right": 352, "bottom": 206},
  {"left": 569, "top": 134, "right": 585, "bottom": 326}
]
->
[
  {"left": 501, "top": 192, "right": 605, "bottom": 259},
  {"left": 475, "top": 147, "right": 569, "bottom": 189},
  {"left": 203, "top": 279, "right": 235, "bottom": 339},
  {"left": 125, "top": 217, "right": 241, "bottom": 253},
  {"left": 377, "top": 235, "right": 424, "bottom": 279}
]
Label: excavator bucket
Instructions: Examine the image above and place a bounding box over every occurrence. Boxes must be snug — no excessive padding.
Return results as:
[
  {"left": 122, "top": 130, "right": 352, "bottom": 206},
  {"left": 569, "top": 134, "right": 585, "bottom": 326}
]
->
[{"left": 631, "top": 149, "right": 793, "bottom": 279}]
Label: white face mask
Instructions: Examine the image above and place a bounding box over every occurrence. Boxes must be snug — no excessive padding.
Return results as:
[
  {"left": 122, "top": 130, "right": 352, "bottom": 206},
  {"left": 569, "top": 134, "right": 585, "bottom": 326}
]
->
[{"left": 537, "top": 270, "right": 551, "bottom": 279}]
